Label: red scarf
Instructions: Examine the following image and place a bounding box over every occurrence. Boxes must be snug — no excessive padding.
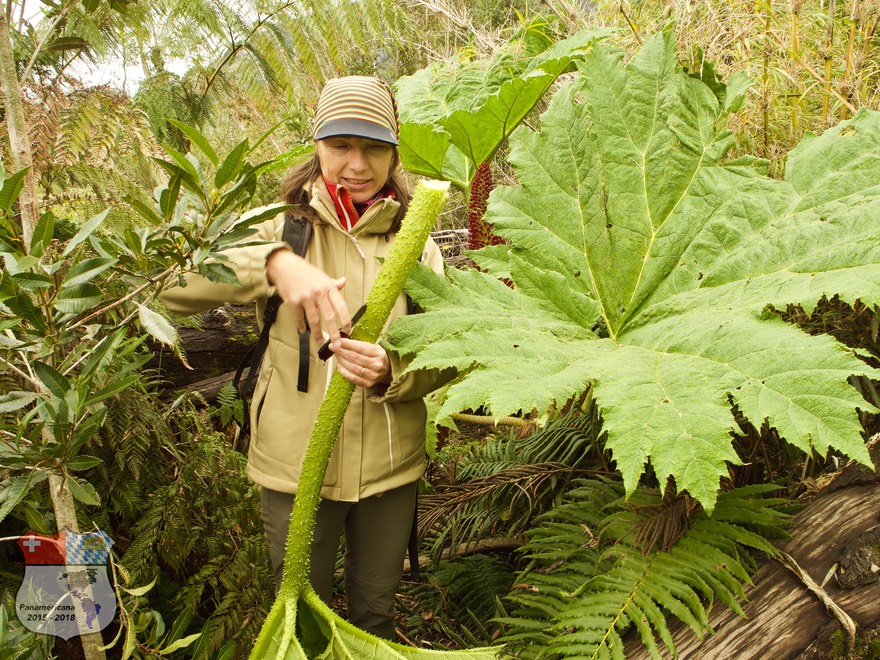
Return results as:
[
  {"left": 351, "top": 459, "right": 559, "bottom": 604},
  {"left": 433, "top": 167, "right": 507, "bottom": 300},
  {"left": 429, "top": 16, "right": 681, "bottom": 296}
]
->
[{"left": 322, "top": 177, "right": 395, "bottom": 232}]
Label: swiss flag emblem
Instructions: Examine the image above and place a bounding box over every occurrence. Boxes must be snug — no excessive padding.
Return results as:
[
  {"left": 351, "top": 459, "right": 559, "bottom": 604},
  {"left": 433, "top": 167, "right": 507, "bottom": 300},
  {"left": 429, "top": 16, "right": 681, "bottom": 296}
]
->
[{"left": 16, "top": 531, "right": 66, "bottom": 565}]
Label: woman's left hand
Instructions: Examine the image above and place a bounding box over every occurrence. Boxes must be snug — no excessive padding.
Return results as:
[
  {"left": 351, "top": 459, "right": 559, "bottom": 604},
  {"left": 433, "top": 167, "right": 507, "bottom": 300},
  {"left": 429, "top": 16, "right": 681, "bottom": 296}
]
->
[{"left": 331, "top": 337, "right": 392, "bottom": 387}]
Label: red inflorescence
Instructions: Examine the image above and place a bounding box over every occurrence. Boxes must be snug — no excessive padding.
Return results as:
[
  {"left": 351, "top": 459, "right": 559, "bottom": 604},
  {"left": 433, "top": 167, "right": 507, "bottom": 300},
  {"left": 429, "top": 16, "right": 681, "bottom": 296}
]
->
[{"left": 466, "top": 161, "right": 497, "bottom": 251}]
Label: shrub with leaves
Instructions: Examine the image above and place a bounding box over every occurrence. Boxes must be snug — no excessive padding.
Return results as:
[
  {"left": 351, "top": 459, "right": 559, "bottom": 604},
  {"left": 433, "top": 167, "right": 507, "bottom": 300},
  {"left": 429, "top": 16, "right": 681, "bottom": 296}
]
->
[
  {"left": 388, "top": 30, "right": 880, "bottom": 513},
  {"left": 0, "top": 123, "right": 288, "bottom": 658},
  {"left": 0, "top": 589, "right": 54, "bottom": 659},
  {"left": 85, "top": 386, "right": 271, "bottom": 659}
]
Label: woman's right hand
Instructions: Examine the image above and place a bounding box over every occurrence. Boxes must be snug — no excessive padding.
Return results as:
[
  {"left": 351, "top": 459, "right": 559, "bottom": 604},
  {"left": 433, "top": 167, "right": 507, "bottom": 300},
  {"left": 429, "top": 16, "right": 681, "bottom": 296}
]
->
[{"left": 266, "top": 249, "right": 350, "bottom": 344}]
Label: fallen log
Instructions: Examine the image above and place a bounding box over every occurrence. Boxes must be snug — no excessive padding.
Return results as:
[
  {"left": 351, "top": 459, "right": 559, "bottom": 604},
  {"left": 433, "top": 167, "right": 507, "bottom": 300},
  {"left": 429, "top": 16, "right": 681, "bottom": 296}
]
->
[
  {"left": 149, "top": 304, "right": 256, "bottom": 389},
  {"left": 160, "top": 371, "right": 235, "bottom": 404},
  {"left": 625, "top": 440, "right": 880, "bottom": 659}
]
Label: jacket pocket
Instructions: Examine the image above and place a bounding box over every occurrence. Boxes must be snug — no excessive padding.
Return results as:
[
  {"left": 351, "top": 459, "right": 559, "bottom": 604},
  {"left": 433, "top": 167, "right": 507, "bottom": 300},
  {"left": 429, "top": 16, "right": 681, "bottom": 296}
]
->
[{"left": 252, "top": 366, "right": 274, "bottom": 438}]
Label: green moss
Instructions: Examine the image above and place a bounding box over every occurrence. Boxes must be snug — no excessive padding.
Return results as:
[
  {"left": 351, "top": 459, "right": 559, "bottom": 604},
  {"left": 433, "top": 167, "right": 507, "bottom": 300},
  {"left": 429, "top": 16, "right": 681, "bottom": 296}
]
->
[
  {"left": 827, "top": 625, "right": 880, "bottom": 659},
  {"left": 829, "top": 628, "right": 847, "bottom": 658},
  {"left": 229, "top": 308, "right": 260, "bottom": 345}
]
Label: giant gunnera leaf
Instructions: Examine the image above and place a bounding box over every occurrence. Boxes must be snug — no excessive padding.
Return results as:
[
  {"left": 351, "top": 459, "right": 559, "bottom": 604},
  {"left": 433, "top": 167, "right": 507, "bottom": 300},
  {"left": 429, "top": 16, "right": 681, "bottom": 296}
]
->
[{"left": 387, "top": 31, "right": 880, "bottom": 512}]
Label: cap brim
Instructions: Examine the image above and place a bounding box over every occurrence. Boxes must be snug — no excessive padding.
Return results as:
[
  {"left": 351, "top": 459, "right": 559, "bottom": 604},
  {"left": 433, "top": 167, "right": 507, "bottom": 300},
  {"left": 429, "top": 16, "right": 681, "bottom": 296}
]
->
[{"left": 315, "top": 119, "right": 398, "bottom": 146}]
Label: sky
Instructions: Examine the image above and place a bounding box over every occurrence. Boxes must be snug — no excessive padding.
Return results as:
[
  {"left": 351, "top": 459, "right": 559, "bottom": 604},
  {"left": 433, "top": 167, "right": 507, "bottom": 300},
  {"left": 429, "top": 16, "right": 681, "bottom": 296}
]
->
[{"left": 19, "top": 0, "right": 186, "bottom": 95}]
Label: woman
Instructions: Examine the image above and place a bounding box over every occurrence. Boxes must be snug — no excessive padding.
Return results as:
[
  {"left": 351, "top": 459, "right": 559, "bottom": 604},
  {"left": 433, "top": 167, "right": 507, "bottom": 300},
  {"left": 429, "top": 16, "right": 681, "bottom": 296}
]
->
[{"left": 160, "top": 76, "right": 447, "bottom": 640}]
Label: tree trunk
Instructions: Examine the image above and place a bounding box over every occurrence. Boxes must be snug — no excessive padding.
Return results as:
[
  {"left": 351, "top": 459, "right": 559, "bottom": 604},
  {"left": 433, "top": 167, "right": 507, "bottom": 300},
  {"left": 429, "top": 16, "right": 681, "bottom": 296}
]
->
[
  {"left": 0, "top": 9, "right": 39, "bottom": 247},
  {"left": 48, "top": 474, "right": 107, "bottom": 660},
  {"left": 625, "top": 442, "right": 880, "bottom": 659}
]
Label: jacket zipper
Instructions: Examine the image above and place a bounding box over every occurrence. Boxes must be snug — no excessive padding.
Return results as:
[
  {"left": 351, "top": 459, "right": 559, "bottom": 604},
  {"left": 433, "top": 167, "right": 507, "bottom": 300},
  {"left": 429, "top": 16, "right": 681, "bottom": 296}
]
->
[{"left": 383, "top": 402, "right": 394, "bottom": 472}]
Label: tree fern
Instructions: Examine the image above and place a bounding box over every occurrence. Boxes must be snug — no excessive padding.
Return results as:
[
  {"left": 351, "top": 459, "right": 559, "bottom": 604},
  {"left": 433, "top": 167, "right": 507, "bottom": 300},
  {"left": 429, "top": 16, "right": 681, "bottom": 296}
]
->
[
  {"left": 76, "top": 385, "right": 273, "bottom": 658},
  {"left": 231, "top": 38, "right": 284, "bottom": 100},
  {"left": 499, "top": 479, "right": 791, "bottom": 658},
  {"left": 420, "top": 404, "right": 603, "bottom": 559},
  {"left": 135, "top": 70, "right": 209, "bottom": 149},
  {"left": 91, "top": 384, "right": 174, "bottom": 521},
  {"left": 176, "top": 533, "right": 271, "bottom": 654}
]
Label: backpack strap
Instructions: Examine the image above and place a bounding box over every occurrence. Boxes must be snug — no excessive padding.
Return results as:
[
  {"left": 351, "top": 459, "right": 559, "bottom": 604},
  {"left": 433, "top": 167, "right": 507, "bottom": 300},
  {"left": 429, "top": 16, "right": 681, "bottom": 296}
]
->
[
  {"left": 281, "top": 215, "right": 313, "bottom": 394},
  {"left": 232, "top": 211, "right": 314, "bottom": 436},
  {"left": 282, "top": 210, "right": 313, "bottom": 257},
  {"left": 233, "top": 298, "right": 282, "bottom": 436}
]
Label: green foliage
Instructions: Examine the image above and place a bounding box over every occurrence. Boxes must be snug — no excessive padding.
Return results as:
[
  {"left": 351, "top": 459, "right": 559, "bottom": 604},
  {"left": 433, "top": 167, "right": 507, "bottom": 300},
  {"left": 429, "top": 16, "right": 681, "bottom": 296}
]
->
[
  {"left": 420, "top": 405, "right": 601, "bottom": 560},
  {"left": 4, "top": 2, "right": 878, "bottom": 652},
  {"left": 119, "top": 406, "right": 272, "bottom": 658},
  {"left": 107, "top": 577, "right": 203, "bottom": 660},
  {"left": 0, "top": 590, "right": 54, "bottom": 659},
  {"left": 8, "top": 0, "right": 137, "bottom": 83},
  {"left": 407, "top": 555, "right": 514, "bottom": 647},
  {"left": 396, "top": 22, "right": 612, "bottom": 189},
  {"left": 1, "top": 377, "right": 272, "bottom": 659},
  {"left": 498, "top": 479, "right": 791, "bottom": 658},
  {"left": 388, "top": 31, "right": 880, "bottom": 512},
  {"left": 272, "top": 0, "right": 414, "bottom": 84},
  {"left": 135, "top": 71, "right": 212, "bottom": 151},
  {"left": 43, "top": 88, "right": 163, "bottom": 228},
  {"left": 213, "top": 381, "right": 246, "bottom": 428},
  {"left": 0, "top": 124, "right": 288, "bottom": 655},
  {"left": 0, "top": 129, "right": 283, "bottom": 497}
]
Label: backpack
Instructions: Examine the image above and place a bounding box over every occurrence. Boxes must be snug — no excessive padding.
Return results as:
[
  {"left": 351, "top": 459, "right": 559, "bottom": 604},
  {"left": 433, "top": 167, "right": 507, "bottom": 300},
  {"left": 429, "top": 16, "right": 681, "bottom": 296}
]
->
[{"left": 230, "top": 210, "right": 423, "bottom": 580}]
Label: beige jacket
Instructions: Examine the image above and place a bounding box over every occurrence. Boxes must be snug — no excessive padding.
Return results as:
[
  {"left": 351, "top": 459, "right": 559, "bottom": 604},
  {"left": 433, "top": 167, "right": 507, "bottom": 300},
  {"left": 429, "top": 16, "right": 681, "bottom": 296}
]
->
[{"left": 160, "top": 178, "right": 447, "bottom": 501}]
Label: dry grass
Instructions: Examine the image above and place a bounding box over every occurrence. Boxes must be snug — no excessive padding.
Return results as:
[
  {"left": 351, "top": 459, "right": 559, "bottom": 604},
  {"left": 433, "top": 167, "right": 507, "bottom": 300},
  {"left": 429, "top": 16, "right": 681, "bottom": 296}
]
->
[{"left": 525, "top": 0, "right": 880, "bottom": 175}]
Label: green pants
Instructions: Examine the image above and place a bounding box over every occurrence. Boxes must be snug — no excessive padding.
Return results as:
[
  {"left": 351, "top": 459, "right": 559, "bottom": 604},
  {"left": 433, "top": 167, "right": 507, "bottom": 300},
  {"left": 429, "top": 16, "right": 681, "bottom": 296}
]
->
[{"left": 260, "top": 481, "right": 417, "bottom": 640}]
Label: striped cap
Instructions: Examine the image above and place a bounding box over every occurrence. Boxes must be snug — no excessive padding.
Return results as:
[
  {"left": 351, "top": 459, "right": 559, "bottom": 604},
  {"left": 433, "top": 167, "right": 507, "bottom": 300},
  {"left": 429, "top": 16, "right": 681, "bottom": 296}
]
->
[{"left": 313, "top": 76, "right": 399, "bottom": 146}]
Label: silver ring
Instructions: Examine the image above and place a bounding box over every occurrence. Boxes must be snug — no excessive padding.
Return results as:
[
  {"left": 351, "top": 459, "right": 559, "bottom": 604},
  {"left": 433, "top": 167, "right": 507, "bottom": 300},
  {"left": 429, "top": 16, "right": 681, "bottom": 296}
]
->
[{"left": 360, "top": 366, "right": 366, "bottom": 377}]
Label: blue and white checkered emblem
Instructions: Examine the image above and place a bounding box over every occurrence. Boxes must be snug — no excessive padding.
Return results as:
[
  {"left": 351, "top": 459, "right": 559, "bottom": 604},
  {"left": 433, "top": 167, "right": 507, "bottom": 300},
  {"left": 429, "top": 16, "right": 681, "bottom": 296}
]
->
[{"left": 65, "top": 530, "right": 112, "bottom": 565}]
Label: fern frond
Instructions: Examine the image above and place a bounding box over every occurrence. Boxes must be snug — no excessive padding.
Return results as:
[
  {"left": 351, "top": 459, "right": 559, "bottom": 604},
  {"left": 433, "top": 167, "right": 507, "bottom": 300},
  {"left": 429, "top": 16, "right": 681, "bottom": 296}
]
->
[
  {"left": 114, "top": 416, "right": 272, "bottom": 657},
  {"left": 420, "top": 405, "right": 603, "bottom": 560},
  {"left": 420, "top": 461, "right": 586, "bottom": 560},
  {"left": 213, "top": 382, "right": 245, "bottom": 427},
  {"left": 500, "top": 479, "right": 791, "bottom": 659},
  {"left": 406, "top": 554, "right": 514, "bottom": 646},
  {"left": 164, "top": 0, "right": 225, "bottom": 39}
]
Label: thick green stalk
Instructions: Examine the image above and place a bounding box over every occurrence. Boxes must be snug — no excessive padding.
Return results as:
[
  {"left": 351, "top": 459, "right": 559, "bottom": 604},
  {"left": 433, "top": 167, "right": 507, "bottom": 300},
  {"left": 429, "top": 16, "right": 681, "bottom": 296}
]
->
[
  {"left": 278, "top": 372, "right": 353, "bottom": 594},
  {"left": 251, "top": 179, "right": 450, "bottom": 655}
]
